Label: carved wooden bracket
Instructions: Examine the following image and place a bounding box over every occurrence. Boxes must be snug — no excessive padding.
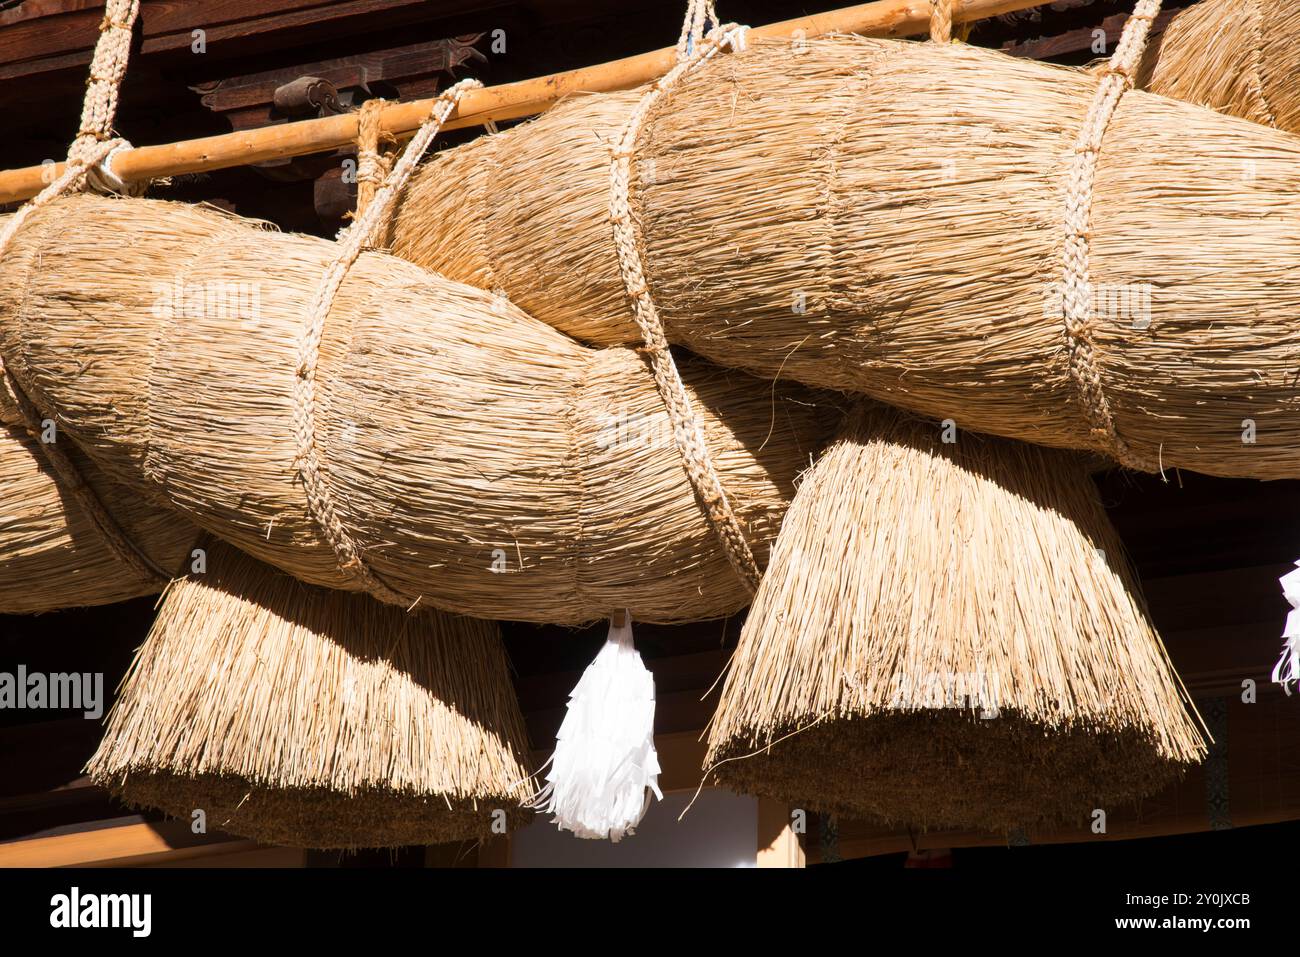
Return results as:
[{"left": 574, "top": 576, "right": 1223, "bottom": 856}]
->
[
  {"left": 189, "top": 35, "right": 485, "bottom": 132},
  {"left": 272, "top": 76, "right": 346, "bottom": 118},
  {"left": 187, "top": 33, "right": 485, "bottom": 206}
]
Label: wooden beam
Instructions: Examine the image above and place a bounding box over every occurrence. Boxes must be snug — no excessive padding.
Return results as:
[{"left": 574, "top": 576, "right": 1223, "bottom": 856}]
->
[
  {"left": 0, "top": 819, "right": 257, "bottom": 868},
  {"left": 0, "top": 0, "right": 1047, "bottom": 204},
  {"left": 1002, "top": 7, "right": 1184, "bottom": 61},
  {"left": 756, "top": 799, "right": 805, "bottom": 868}
]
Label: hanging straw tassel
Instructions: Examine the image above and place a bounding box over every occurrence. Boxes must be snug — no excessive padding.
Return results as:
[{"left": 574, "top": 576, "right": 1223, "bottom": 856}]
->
[
  {"left": 533, "top": 612, "right": 662, "bottom": 841},
  {"left": 1273, "top": 562, "right": 1300, "bottom": 694},
  {"left": 704, "top": 404, "right": 1207, "bottom": 831},
  {"left": 88, "top": 538, "right": 534, "bottom": 849}
]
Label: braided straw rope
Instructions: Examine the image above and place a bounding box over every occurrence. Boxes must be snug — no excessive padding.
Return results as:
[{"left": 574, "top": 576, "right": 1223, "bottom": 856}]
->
[
  {"left": 292, "top": 79, "right": 482, "bottom": 607},
  {"left": 354, "top": 98, "right": 396, "bottom": 218},
  {"left": 609, "top": 22, "right": 763, "bottom": 595},
  {"left": 0, "top": 0, "right": 168, "bottom": 587},
  {"left": 930, "top": 1, "right": 974, "bottom": 46},
  {"left": 676, "top": 0, "right": 719, "bottom": 60},
  {"left": 1060, "top": 0, "right": 1163, "bottom": 470},
  {"left": 930, "top": 0, "right": 955, "bottom": 43},
  {"left": 66, "top": 0, "right": 146, "bottom": 194}
]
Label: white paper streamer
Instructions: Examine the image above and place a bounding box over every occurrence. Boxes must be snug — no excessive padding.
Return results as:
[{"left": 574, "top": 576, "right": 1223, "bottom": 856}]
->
[
  {"left": 1273, "top": 561, "right": 1300, "bottom": 695},
  {"left": 532, "top": 614, "right": 662, "bottom": 841}
]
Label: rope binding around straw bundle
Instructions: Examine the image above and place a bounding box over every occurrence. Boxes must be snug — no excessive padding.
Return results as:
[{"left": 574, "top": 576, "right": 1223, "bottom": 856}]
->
[
  {"left": 609, "top": 4, "right": 760, "bottom": 595},
  {"left": 534, "top": 0, "right": 740, "bottom": 844},
  {"left": 1059, "top": 0, "right": 1163, "bottom": 472},
  {"left": 290, "top": 77, "right": 483, "bottom": 610}
]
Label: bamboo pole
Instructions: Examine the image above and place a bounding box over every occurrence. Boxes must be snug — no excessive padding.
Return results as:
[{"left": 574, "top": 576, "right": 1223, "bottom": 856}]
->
[{"left": 0, "top": 0, "right": 1044, "bottom": 204}]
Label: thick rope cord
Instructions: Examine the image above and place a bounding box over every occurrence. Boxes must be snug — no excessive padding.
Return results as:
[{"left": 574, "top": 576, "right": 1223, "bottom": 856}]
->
[
  {"left": 930, "top": 0, "right": 955, "bottom": 43},
  {"left": 610, "top": 23, "right": 762, "bottom": 595},
  {"left": 292, "top": 79, "right": 481, "bottom": 607},
  {"left": 0, "top": 0, "right": 167, "bottom": 586},
  {"left": 72, "top": 0, "right": 138, "bottom": 144},
  {"left": 930, "top": 0, "right": 974, "bottom": 44},
  {"left": 354, "top": 97, "right": 396, "bottom": 218},
  {"left": 69, "top": 0, "right": 148, "bottom": 196},
  {"left": 1060, "top": 0, "right": 1162, "bottom": 471},
  {"left": 676, "top": 0, "right": 719, "bottom": 60}
]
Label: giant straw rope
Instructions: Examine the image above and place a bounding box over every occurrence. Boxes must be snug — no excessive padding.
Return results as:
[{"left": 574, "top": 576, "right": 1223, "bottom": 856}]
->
[
  {"left": 0, "top": 0, "right": 169, "bottom": 587},
  {"left": 0, "top": 0, "right": 770, "bottom": 608},
  {"left": 0, "top": 0, "right": 1179, "bottom": 606}
]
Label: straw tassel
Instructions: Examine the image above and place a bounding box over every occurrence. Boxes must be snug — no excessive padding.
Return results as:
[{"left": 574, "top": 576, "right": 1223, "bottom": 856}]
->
[
  {"left": 1273, "top": 562, "right": 1300, "bottom": 694},
  {"left": 533, "top": 612, "right": 662, "bottom": 841}
]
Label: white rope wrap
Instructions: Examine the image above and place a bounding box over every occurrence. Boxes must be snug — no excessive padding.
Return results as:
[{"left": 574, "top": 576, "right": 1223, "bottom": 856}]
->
[{"left": 84, "top": 138, "right": 139, "bottom": 195}]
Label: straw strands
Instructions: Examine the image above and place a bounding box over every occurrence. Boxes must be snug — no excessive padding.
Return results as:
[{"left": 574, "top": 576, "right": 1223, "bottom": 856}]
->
[
  {"left": 87, "top": 538, "right": 534, "bottom": 849},
  {"left": 704, "top": 404, "right": 1206, "bottom": 830},
  {"left": 0, "top": 412, "right": 194, "bottom": 613},
  {"left": 0, "top": 194, "right": 831, "bottom": 624},
  {"left": 1143, "top": 0, "right": 1300, "bottom": 134},
  {"left": 392, "top": 33, "right": 1300, "bottom": 480}
]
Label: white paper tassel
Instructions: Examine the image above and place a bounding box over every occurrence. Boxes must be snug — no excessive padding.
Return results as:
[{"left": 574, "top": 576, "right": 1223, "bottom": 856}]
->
[
  {"left": 1273, "top": 562, "right": 1300, "bottom": 695},
  {"left": 532, "top": 614, "right": 662, "bottom": 841}
]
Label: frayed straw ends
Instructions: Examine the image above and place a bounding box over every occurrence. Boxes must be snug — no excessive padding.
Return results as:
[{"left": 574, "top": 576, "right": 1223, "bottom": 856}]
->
[
  {"left": 87, "top": 539, "right": 534, "bottom": 849},
  {"left": 704, "top": 406, "right": 1207, "bottom": 831}
]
